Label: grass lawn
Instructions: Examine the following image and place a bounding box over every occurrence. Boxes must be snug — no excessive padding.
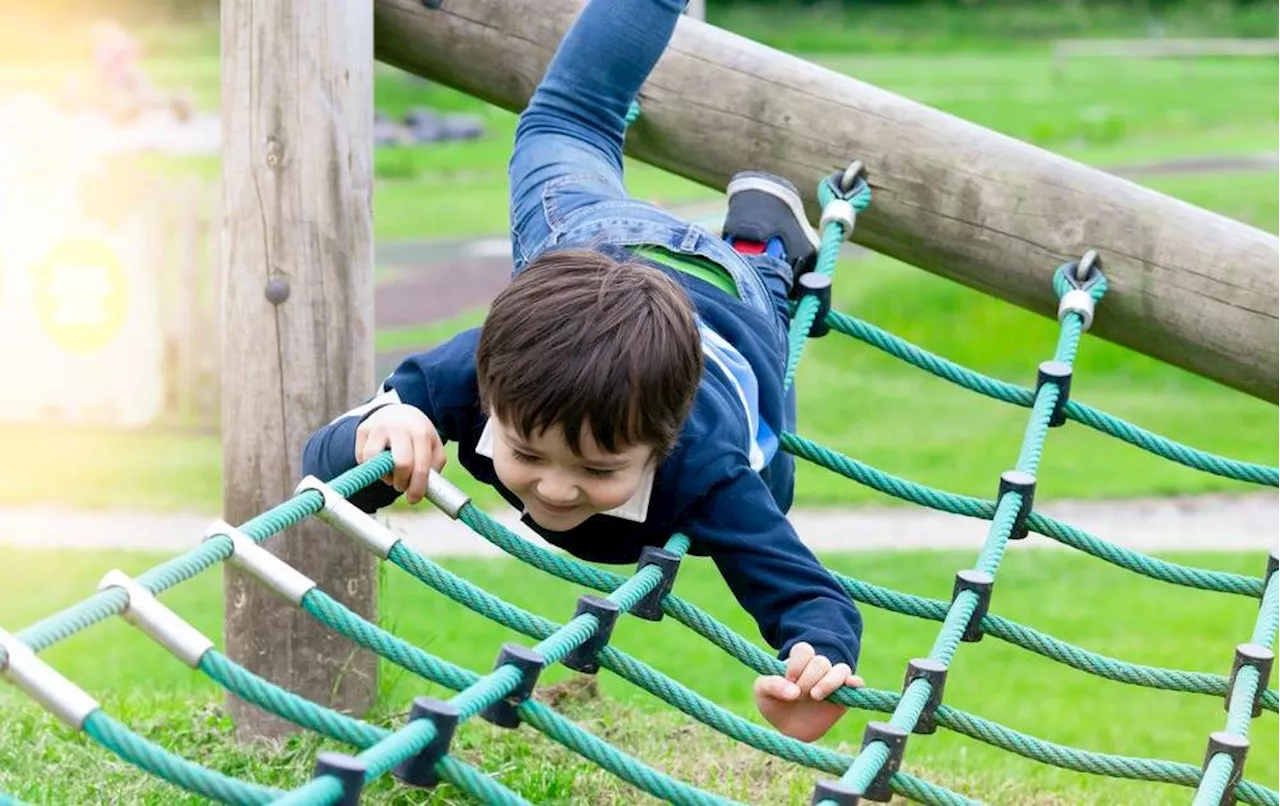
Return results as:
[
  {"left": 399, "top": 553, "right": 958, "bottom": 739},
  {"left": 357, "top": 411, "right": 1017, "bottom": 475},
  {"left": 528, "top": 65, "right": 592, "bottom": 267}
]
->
[{"left": 0, "top": 545, "right": 1276, "bottom": 804}]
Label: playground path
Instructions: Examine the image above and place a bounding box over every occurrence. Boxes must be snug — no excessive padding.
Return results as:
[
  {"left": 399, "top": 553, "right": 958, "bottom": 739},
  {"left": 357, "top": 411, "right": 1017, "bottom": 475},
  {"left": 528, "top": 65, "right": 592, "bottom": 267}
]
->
[{"left": 0, "top": 492, "right": 1273, "bottom": 558}]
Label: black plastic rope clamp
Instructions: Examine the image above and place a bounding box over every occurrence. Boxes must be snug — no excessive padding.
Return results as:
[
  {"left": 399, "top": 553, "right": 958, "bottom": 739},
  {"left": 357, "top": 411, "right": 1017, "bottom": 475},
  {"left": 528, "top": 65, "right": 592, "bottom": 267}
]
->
[
  {"left": 997, "top": 470, "right": 1037, "bottom": 540},
  {"left": 562, "top": 595, "right": 621, "bottom": 674},
  {"left": 1259, "top": 552, "right": 1280, "bottom": 596},
  {"left": 903, "top": 658, "right": 949, "bottom": 734},
  {"left": 810, "top": 779, "right": 861, "bottom": 805},
  {"left": 798, "top": 274, "right": 833, "bottom": 338},
  {"left": 313, "top": 752, "right": 366, "bottom": 805},
  {"left": 1035, "top": 360, "right": 1073, "bottom": 427},
  {"left": 392, "top": 697, "right": 459, "bottom": 788},
  {"left": 1202, "top": 731, "right": 1249, "bottom": 806},
  {"left": 479, "top": 644, "right": 545, "bottom": 729},
  {"left": 631, "top": 546, "right": 681, "bottom": 621},
  {"left": 860, "top": 721, "right": 909, "bottom": 802},
  {"left": 1225, "top": 643, "right": 1275, "bottom": 717},
  {"left": 421, "top": 0, "right": 442, "bottom": 8},
  {"left": 952, "top": 569, "right": 994, "bottom": 643}
]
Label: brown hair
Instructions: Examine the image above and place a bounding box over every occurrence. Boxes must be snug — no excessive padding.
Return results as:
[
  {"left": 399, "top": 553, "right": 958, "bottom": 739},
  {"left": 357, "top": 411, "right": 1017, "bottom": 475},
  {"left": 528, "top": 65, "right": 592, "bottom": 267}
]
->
[{"left": 476, "top": 248, "right": 702, "bottom": 457}]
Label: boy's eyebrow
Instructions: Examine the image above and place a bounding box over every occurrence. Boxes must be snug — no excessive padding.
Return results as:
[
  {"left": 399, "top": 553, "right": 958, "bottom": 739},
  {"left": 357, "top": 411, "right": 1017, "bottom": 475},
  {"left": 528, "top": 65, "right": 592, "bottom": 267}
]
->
[
  {"left": 582, "top": 456, "right": 630, "bottom": 469},
  {"left": 502, "top": 429, "right": 540, "bottom": 453}
]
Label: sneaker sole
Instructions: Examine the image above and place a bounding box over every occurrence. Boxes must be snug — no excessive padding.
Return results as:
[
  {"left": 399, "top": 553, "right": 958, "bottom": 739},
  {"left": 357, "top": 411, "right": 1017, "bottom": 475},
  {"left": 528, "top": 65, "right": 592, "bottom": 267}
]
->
[{"left": 725, "top": 173, "right": 821, "bottom": 252}]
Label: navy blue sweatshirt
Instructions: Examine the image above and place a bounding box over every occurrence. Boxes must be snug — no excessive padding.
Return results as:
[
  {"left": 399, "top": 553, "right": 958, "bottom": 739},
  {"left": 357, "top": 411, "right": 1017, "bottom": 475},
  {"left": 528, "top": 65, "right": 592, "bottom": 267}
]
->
[{"left": 303, "top": 271, "right": 863, "bottom": 670}]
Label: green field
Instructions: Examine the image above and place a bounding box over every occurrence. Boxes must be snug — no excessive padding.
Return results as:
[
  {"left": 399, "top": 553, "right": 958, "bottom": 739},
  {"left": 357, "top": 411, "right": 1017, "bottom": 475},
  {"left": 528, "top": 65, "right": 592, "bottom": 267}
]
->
[{"left": 1, "top": 545, "right": 1276, "bottom": 804}]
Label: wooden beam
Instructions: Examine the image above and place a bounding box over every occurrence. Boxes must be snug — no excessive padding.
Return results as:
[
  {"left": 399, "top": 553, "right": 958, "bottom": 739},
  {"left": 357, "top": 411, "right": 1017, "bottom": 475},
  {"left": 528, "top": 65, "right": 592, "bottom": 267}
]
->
[
  {"left": 221, "top": 0, "right": 377, "bottom": 738},
  {"left": 373, "top": 0, "right": 1279, "bottom": 402}
]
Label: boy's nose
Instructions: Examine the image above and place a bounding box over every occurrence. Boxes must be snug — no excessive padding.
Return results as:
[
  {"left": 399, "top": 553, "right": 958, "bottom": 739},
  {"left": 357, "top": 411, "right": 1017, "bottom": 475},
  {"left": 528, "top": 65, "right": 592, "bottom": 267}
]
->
[{"left": 535, "top": 475, "right": 578, "bottom": 504}]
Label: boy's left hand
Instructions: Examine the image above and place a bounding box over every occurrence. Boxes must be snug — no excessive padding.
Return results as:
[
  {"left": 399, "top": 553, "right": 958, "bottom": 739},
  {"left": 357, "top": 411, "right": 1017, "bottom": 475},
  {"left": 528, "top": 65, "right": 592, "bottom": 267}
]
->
[{"left": 753, "top": 642, "right": 864, "bottom": 742}]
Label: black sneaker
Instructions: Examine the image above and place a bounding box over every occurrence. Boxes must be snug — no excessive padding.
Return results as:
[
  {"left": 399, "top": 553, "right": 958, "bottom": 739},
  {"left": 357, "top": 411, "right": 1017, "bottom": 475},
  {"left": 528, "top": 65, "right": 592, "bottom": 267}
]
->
[{"left": 721, "top": 171, "right": 821, "bottom": 283}]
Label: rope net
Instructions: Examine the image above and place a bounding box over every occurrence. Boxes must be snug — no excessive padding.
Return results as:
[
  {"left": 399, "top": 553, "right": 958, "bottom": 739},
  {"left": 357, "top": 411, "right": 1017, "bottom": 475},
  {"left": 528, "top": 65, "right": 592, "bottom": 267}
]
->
[{"left": 0, "top": 164, "right": 1275, "bottom": 806}]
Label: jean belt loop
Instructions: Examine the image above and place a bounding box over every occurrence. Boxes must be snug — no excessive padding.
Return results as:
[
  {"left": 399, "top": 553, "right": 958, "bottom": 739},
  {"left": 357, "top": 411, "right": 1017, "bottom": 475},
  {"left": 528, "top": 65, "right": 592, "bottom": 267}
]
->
[{"left": 678, "top": 226, "right": 701, "bottom": 252}]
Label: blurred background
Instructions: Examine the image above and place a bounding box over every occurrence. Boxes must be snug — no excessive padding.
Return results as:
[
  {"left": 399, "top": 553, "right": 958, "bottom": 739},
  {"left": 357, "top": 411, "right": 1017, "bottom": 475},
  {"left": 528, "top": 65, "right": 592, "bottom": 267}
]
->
[
  {"left": 0, "top": 0, "right": 1274, "bottom": 513},
  {"left": 0, "top": 3, "right": 1276, "bottom": 803}
]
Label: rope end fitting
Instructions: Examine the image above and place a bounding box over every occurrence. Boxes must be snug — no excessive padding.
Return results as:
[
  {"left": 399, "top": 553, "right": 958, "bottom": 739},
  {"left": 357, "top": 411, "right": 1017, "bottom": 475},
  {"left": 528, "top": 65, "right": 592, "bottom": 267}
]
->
[
  {"left": 426, "top": 471, "right": 471, "bottom": 519},
  {"left": 206, "top": 520, "right": 317, "bottom": 606},
  {"left": 0, "top": 628, "right": 99, "bottom": 731},
  {"left": 296, "top": 475, "right": 402, "bottom": 559},
  {"left": 97, "top": 570, "right": 214, "bottom": 669}
]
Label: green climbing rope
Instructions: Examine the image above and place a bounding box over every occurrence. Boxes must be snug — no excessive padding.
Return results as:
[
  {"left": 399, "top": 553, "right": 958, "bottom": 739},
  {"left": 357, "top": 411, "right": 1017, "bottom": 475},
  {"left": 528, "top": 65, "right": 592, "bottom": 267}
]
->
[
  {"left": 383, "top": 527, "right": 974, "bottom": 805},
  {"left": 822, "top": 309, "right": 1278, "bottom": 486},
  {"left": 780, "top": 432, "right": 1265, "bottom": 598},
  {"left": 452, "top": 498, "right": 1278, "bottom": 805}
]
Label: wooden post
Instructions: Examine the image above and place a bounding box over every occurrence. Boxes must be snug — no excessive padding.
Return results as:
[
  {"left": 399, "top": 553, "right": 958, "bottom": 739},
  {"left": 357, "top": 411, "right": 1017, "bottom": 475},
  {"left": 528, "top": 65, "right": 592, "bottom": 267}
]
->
[
  {"left": 221, "top": 0, "right": 377, "bottom": 737},
  {"left": 373, "top": 0, "right": 1279, "bottom": 402}
]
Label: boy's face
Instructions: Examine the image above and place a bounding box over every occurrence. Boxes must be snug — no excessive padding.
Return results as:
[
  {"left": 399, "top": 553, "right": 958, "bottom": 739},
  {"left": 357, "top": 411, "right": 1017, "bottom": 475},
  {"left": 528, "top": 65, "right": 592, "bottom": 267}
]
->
[{"left": 491, "top": 417, "right": 655, "bottom": 532}]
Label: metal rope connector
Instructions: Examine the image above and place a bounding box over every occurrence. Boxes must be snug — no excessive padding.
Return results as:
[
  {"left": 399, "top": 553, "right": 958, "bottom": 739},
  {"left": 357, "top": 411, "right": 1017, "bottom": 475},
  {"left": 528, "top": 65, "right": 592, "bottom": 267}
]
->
[
  {"left": 426, "top": 471, "right": 471, "bottom": 519},
  {"left": 296, "top": 475, "right": 402, "bottom": 559},
  {"left": 98, "top": 570, "right": 214, "bottom": 669},
  {"left": 819, "top": 198, "right": 857, "bottom": 237},
  {"left": 839, "top": 160, "right": 866, "bottom": 195},
  {"left": 205, "top": 520, "right": 317, "bottom": 605},
  {"left": 0, "top": 628, "right": 99, "bottom": 730}
]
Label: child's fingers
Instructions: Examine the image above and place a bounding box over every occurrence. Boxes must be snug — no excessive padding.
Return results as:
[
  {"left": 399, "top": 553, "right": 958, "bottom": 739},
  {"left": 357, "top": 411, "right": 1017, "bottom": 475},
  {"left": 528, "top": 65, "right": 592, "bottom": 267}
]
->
[
  {"left": 406, "top": 430, "right": 432, "bottom": 505},
  {"left": 795, "top": 654, "right": 831, "bottom": 693},
  {"left": 753, "top": 675, "right": 800, "bottom": 702},
  {"left": 388, "top": 430, "right": 415, "bottom": 492},
  {"left": 428, "top": 429, "right": 447, "bottom": 472},
  {"left": 809, "top": 663, "right": 852, "bottom": 700},
  {"left": 785, "top": 642, "right": 815, "bottom": 682},
  {"left": 846, "top": 674, "right": 866, "bottom": 688},
  {"left": 358, "top": 429, "right": 394, "bottom": 484}
]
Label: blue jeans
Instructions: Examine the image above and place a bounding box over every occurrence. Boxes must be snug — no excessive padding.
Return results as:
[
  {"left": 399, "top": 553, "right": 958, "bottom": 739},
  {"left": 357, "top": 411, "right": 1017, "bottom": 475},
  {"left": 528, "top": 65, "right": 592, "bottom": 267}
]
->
[{"left": 506, "top": 0, "right": 795, "bottom": 349}]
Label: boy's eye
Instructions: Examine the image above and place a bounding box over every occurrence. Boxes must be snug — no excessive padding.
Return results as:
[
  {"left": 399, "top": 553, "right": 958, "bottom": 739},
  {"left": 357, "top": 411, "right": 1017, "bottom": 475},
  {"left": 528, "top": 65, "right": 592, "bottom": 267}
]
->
[
  {"left": 511, "top": 450, "right": 540, "bottom": 464},
  {"left": 584, "top": 467, "right": 616, "bottom": 478}
]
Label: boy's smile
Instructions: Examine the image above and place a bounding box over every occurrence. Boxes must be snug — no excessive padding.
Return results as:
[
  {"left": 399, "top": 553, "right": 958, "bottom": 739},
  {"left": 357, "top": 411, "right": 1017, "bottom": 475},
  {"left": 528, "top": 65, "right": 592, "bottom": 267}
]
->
[{"left": 490, "top": 417, "right": 654, "bottom": 531}]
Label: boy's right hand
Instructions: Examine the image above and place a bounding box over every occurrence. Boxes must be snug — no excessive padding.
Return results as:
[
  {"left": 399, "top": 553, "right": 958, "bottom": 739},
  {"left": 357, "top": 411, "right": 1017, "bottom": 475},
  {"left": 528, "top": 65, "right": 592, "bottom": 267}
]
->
[{"left": 355, "top": 404, "right": 446, "bottom": 505}]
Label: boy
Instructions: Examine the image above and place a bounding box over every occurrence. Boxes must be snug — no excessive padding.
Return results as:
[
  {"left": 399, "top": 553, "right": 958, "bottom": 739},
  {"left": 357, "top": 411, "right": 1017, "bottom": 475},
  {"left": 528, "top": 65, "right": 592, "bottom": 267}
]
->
[{"left": 303, "top": 0, "right": 864, "bottom": 742}]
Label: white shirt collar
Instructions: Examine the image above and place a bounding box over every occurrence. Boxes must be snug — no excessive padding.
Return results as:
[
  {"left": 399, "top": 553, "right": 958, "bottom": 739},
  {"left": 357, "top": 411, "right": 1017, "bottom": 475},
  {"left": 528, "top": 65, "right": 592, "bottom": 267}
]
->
[{"left": 474, "top": 418, "right": 654, "bottom": 523}]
